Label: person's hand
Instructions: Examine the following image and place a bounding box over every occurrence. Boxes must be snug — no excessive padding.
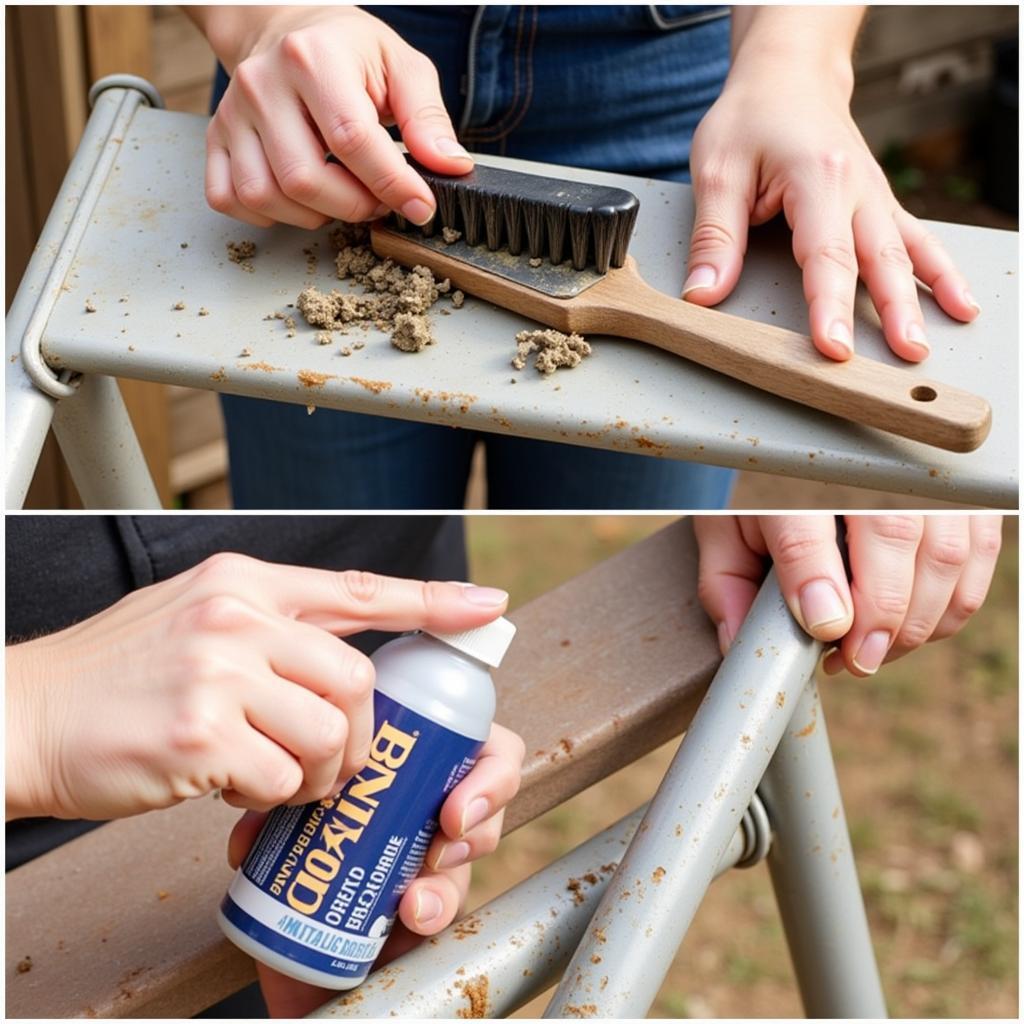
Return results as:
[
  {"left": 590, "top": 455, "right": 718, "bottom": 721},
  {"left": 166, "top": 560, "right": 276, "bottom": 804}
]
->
[
  {"left": 225, "top": 722, "right": 525, "bottom": 1017},
  {"left": 193, "top": 5, "right": 472, "bottom": 228},
  {"left": 693, "top": 516, "right": 1002, "bottom": 676},
  {"left": 5, "top": 553, "right": 508, "bottom": 821},
  {"left": 683, "top": 13, "right": 980, "bottom": 362}
]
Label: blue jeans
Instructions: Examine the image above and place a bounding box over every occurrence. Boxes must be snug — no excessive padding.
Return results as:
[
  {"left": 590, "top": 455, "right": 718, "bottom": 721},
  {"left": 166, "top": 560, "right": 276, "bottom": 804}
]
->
[{"left": 216, "top": 5, "right": 736, "bottom": 509}]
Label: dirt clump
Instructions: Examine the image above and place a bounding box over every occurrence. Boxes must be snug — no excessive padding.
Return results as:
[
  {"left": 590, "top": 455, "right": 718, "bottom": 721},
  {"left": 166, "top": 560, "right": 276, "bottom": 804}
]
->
[
  {"left": 84, "top": 299, "right": 96, "bottom": 313},
  {"left": 442, "top": 227, "right": 462, "bottom": 244},
  {"left": 512, "top": 329, "right": 591, "bottom": 374},
  {"left": 451, "top": 290, "right": 465, "bottom": 309},
  {"left": 295, "top": 222, "right": 454, "bottom": 354},
  {"left": 455, "top": 975, "right": 489, "bottom": 1018},
  {"left": 226, "top": 240, "right": 257, "bottom": 272}
]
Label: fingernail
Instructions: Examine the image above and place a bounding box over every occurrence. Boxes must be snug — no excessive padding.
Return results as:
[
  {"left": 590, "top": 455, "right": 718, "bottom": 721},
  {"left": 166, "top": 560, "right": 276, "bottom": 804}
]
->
[
  {"left": 401, "top": 197, "right": 435, "bottom": 226},
  {"left": 435, "top": 137, "right": 472, "bottom": 160},
  {"left": 905, "top": 322, "right": 930, "bottom": 354},
  {"left": 717, "top": 620, "right": 733, "bottom": 655},
  {"left": 460, "top": 796, "right": 490, "bottom": 836},
  {"left": 462, "top": 586, "right": 508, "bottom": 607},
  {"left": 414, "top": 889, "right": 444, "bottom": 925},
  {"left": 682, "top": 264, "right": 717, "bottom": 296},
  {"left": 828, "top": 321, "right": 853, "bottom": 353},
  {"left": 964, "top": 290, "right": 981, "bottom": 314},
  {"left": 817, "top": 645, "right": 839, "bottom": 674},
  {"left": 432, "top": 840, "right": 471, "bottom": 870},
  {"left": 852, "top": 630, "right": 891, "bottom": 675},
  {"left": 798, "top": 579, "right": 849, "bottom": 630}
]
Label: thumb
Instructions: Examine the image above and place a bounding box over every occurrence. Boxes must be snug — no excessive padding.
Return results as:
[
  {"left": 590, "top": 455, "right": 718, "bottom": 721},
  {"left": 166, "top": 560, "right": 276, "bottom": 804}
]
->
[
  {"left": 682, "top": 165, "right": 752, "bottom": 305},
  {"left": 385, "top": 48, "right": 474, "bottom": 175}
]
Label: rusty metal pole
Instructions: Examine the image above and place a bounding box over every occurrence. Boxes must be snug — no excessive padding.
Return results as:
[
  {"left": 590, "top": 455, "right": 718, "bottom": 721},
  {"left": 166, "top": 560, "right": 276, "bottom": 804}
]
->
[
  {"left": 760, "top": 679, "right": 887, "bottom": 1017},
  {"left": 545, "top": 567, "right": 821, "bottom": 1018}
]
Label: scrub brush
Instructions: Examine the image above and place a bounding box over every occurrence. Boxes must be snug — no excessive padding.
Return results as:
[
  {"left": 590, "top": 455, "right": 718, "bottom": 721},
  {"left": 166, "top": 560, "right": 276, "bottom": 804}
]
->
[{"left": 370, "top": 159, "right": 990, "bottom": 453}]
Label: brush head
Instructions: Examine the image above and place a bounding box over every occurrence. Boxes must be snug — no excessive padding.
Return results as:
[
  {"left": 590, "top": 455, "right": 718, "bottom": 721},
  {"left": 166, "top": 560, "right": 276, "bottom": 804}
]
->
[{"left": 395, "top": 156, "right": 640, "bottom": 275}]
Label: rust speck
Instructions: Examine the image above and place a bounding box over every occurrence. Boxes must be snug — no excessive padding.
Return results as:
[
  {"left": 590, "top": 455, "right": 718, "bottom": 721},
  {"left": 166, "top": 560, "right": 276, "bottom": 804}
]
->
[
  {"left": 209, "top": 367, "right": 226, "bottom": 382},
  {"left": 593, "top": 927, "right": 606, "bottom": 944},
  {"left": 563, "top": 1004, "right": 598, "bottom": 1018},
  {"left": 157, "top": 890, "right": 170, "bottom": 901},
  {"left": 350, "top": 376, "right": 392, "bottom": 395},
  {"left": 16, "top": 957, "right": 32, "bottom": 974},
  {"left": 651, "top": 866, "right": 666, "bottom": 885},
  {"left": 775, "top": 691, "right": 786, "bottom": 708},
  {"left": 242, "top": 361, "right": 282, "bottom": 373},
  {"left": 298, "top": 369, "right": 334, "bottom": 389},
  {"left": 793, "top": 718, "right": 817, "bottom": 738},
  {"left": 455, "top": 974, "right": 490, "bottom": 1018},
  {"left": 590, "top": 954, "right": 602, "bottom": 964}
]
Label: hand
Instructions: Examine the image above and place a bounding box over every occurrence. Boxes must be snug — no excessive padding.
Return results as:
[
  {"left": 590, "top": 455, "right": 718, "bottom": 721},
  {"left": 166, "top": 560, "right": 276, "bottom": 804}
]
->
[
  {"left": 226, "top": 723, "right": 525, "bottom": 1017},
  {"left": 5, "top": 553, "right": 508, "bottom": 821},
  {"left": 693, "top": 516, "right": 1002, "bottom": 676},
  {"left": 194, "top": 5, "right": 473, "bottom": 228},
  {"left": 683, "top": 12, "right": 980, "bottom": 361}
]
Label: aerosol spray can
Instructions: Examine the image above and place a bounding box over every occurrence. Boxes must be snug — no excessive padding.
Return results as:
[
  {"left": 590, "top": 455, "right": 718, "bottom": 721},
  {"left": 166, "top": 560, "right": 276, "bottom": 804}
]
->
[{"left": 217, "top": 617, "right": 516, "bottom": 988}]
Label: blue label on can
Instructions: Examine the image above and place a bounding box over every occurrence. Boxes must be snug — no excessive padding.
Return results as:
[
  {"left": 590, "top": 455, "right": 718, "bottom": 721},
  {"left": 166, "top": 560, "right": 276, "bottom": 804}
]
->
[{"left": 221, "top": 690, "right": 482, "bottom": 981}]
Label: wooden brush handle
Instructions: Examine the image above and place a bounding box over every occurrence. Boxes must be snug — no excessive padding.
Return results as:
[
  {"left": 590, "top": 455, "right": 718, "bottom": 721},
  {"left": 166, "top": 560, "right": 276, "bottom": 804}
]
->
[{"left": 587, "top": 268, "right": 991, "bottom": 453}]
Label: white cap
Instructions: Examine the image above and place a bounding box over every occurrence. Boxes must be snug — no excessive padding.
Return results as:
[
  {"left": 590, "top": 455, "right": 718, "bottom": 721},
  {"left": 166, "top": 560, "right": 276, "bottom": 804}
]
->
[{"left": 425, "top": 616, "right": 517, "bottom": 667}]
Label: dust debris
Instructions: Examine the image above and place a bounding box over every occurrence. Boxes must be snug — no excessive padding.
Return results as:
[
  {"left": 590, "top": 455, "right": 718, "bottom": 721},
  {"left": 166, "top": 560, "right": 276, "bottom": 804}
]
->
[
  {"left": 284, "top": 315, "right": 296, "bottom": 337},
  {"left": 209, "top": 367, "right": 226, "bottom": 382},
  {"left": 441, "top": 226, "right": 462, "bottom": 244},
  {"left": 226, "top": 239, "right": 257, "bottom": 272},
  {"left": 590, "top": 954, "right": 602, "bottom": 964},
  {"left": 529, "top": 257, "right": 543, "bottom": 267},
  {"left": 297, "top": 369, "right": 333, "bottom": 389},
  {"left": 242, "top": 361, "right": 282, "bottom": 373},
  {"left": 453, "top": 915, "right": 482, "bottom": 939},
  {"left": 180, "top": 242, "right": 188, "bottom": 248},
  {"left": 391, "top": 312, "right": 434, "bottom": 352},
  {"left": 455, "top": 974, "right": 489, "bottom": 1018},
  {"left": 198, "top": 307, "right": 210, "bottom": 317},
  {"left": 303, "top": 243, "right": 319, "bottom": 275},
  {"left": 16, "top": 956, "right": 32, "bottom": 974},
  {"left": 84, "top": 299, "right": 96, "bottom": 313},
  {"left": 349, "top": 377, "right": 392, "bottom": 395},
  {"left": 240, "top": 347, "right": 252, "bottom": 357},
  {"left": 298, "top": 234, "right": 450, "bottom": 352},
  {"left": 340, "top": 346, "right": 352, "bottom": 357},
  {"left": 512, "top": 328, "right": 591, "bottom": 375},
  {"left": 652, "top": 866, "right": 666, "bottom": 885},
  {"left": 563, "top": 1004, "right": 598, "bottom": 1017},
  {"left": 593, "top": 927, "right": 606, "bottom": 944},
  {"left": 316, "top": 331, "right": 334, "bottom": 346},
  {"left": 119, "top": 295, "right": 128, "bottom": 303},
  {"left": 451, "top": 290, "right": 465, "bottom": 308},
  {"left": 263, "top": 311, "right": 284, "bottom": 321},
  {"left": 172, "top": 301, "right": 185, "bottom": 311},
  {"left": 157, "top": 890, "right": 170, "bottom": 901},
  {"left": 127, "top": 345, "right": 135, "bottom": 352},
  {"left": 307, "top": 405, "right": 316, "bottom": 415}
]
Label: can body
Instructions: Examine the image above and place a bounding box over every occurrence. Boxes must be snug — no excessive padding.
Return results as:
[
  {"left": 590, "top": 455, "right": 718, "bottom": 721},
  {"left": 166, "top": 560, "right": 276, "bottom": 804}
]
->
[{"left": 218, "top": 633, "right": 494, "bottom": 988}]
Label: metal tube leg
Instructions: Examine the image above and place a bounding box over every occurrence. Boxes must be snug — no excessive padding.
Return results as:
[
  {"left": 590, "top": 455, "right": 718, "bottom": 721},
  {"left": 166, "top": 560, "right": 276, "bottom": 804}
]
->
[
  {"left": 545, "top": 568, "right": 821, "bottom": 1018},
  {"left": 51, "top": 374, "right": 161, "bottom": 508},
  {"left": 759, "top": 679, "right": 887, "bottom": 1018},
  {"left": 310, "top": 806, "right": 752, "bottom": 1020}
]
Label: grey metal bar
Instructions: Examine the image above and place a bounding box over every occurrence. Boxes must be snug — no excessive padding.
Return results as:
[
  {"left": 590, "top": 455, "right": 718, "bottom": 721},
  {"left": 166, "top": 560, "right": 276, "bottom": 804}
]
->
[
  {"left": 309, "top": 804, "right": 756, "bottom": 1020},
  {"left": 760, "top": 680, "right": 887, "bottom": 1018},
  {"left": 545, "top": 568, "right": 821, "bottom": 1018},
  {"left": 5, "top": 81, "right": 156, "bottom": 508},
  {"left": 51, "top": 374, "right": 160, "bottom": 508}
]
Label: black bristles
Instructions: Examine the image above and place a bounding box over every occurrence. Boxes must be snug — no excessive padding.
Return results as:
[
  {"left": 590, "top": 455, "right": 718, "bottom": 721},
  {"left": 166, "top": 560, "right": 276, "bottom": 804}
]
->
[
  {"left": 434, "top": 180, "right": 459, "bottom": 230},
  {"left": 402, "top": 155, "right": 640, "bottom": 275},
  {"left": 524, "top": 203, "right": 544, "bottom": 258},
  {"left": 393, "top": 213, "right": 408, "bottom": 231},
  {"left": 483, "top": 198, "right": 503, "bottom": 251},
  {"left": 502, "top": 195, "right": 524, "bottom": 256},
  {"left": 458, "top": 189, "right": 483, "bottom": 246},
  {"left": 420, "top": 215, "right": 435, "bottom": 238},
  {"left": 569, "top": 213, "right": 590, "bottom": 271},
  {"left": 545, "top": 206, "right": 567, "bottom": 265}
]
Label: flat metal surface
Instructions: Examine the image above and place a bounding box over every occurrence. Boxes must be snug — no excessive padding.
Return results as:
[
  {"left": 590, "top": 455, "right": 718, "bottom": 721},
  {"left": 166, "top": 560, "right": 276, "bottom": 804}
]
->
[{"left": 38, "top": 107, "right": 1018, "bottom": 506}]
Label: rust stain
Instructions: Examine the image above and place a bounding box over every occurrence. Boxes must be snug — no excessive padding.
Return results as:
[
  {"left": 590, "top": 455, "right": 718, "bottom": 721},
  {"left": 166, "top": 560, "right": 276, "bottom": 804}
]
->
[
  {"left": 455, "top": 974, "right": 490, "bottom": 1018},
  {"left": 563, "top": 1004, "right": 598, "bottom": 1018},
  {"left": 349, "top": 376, "right": 392, "bottom": 395},
  {"left": 793, "top": 718, "right": 817, "bottom": 738},
  {"left": 298, "top": 369, "right": 335, "bottom": 389},
  {"left": 209, "top": 367, "right": 226, "bottom": 382},
  {"left": 241, "top": 361, "right": 282, "bottom": 373},
  {"left": 590, "top": 954, "right": 602, "bottom": 964}
]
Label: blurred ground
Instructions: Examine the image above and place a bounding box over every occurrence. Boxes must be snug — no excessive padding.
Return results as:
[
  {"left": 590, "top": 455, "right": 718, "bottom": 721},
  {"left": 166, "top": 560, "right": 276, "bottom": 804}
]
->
[{"left": 463, "top": 515, "right": 1018, "bottom": 1018}]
